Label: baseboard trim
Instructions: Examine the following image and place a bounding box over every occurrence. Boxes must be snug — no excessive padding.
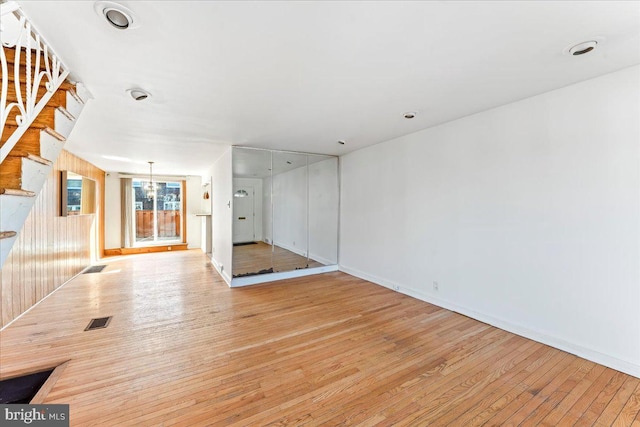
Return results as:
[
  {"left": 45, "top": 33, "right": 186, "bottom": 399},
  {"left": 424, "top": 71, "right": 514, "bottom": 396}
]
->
[
  {"left": 104, "top": 243, "right": 188, "bottom": 256},
  {"left": 210, "top": 257, "right": 231, "bottom": 286},
  {"left": 231, "top": 265, "right": 339, "bottom": 287},
  {"left": 338, "top": 264, "right": 640, "bottom": 379}
]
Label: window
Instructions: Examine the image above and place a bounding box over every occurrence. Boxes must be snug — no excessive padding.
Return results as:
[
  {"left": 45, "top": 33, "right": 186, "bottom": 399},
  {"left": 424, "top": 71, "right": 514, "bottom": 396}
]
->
[{"left": 132, "top": 179, "right": 183, "bottom": 244}]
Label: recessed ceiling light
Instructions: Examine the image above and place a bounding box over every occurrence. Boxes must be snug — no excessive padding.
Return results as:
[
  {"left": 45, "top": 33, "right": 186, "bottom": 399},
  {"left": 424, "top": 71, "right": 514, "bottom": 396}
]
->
[
  {"left": 104, "top": 8, "right": 131, "bottom": 29},
  {"left": 563, "top": 38, "right": 605, "bottom": 57},
  {"left": 569, "top": 40, "right": 598, "bottom": 56},
  {"left": 403, "top": 112, "right": 417, "bottom": 119},
  {"left": 126, "top": 88, "right": 151, "bottom": 101},
  {"left": 94, "top": 1, "right": 140, "bottom": 30},
  {"left": 337, "top": 140, "right": 346, "bottom": 145}
]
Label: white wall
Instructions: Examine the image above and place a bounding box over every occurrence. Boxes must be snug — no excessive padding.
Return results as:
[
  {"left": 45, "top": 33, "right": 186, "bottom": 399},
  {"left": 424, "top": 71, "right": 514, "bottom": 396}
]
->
[
  {"left": 211, "top": 148, "right": 233, "bottom": 284},
  {"left": 104, "top": 172, "right": 121, "bottom": 249},
  {"left": 309, "top": 157, "right": 339, "bottom": 265},
  {"left": 103, "top": 173, "right": 202, "bottom": 251},
  {"left": 233, "top": 177, "right": 263, "bottom": 241},
  {"left": 340, "top": 65, "right": 640, "bottom": 377},
  {"left": 184, "top": 176, "right": 202, "bottom": 249}
]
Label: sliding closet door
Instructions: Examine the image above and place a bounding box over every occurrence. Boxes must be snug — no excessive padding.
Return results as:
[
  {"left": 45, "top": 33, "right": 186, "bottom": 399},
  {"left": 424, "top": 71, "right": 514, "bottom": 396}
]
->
[
  {"left": 232, "top": 148, "right": 273, "bottom": 277},
  {"left": 272, "top": 151, "right": 309, "bottom": 272}
]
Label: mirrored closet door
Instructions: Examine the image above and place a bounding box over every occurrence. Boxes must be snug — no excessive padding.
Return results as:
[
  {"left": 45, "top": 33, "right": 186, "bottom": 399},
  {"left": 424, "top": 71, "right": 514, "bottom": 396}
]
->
[{"left": 231, "top": 147, "right": 338, "bottom": 283}]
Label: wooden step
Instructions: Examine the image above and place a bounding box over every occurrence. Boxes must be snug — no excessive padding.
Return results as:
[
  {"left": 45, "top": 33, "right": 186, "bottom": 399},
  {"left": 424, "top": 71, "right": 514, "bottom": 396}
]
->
[
  {"left": 0, "top": 152, "right": 51, "bottom": 189},
  {"left": 0, "top": 157, "right": 23, "bottom": 190},
  {"left": 3, "top": 82, "right": 49, "bottom": 101},
  {"left": 0, "top": 152, "right": 52, "bottom": 186},
  {"left": 1, "top": 125, "right": 20, "bottom": 146},
  {"left": 5, "top": 105, "right": 55, "bottom": 128},
  {"left": 0, "top": 83, "right": 71, "bottom": 151},
  {"left": 4, "top": 71, "right": 75, "bottom": 93},
  {"left": 2, "top": 128, "right": 42, "bottom": 155},
  {"left": 5, "top": 105, "right": 74, "bottom": 129},
  {"left": 2, "top": 85, "right": 68, "bottom": 110},
  {"left": 0, "top": 188, "right": 36, "bottom": 197},
  {"left": 3, "top": 46, "right": 47, "bottom": 71},
  {"left": 67, "top": 87, "right": 85, "bottom": 106},
  {"left": 1, "top": 125, "right": 66, "bottom": 149},
  {"left": 56, "top": 106, "right": 75, "bottom": 121},
  {"left": 4, "top": 68, "right": 74, "bottom": 90},
  {"left": 42, "top": 126, "right": 66, "bottom": 142},
  {"left": 3, "top": 46, "right": 74, "bottom": 92},
  {"left": 0, "top": 231, "right": 17, "bottom": 240},
  {"left": 9, "top": 152, "right": 52, "bottom": 166}
]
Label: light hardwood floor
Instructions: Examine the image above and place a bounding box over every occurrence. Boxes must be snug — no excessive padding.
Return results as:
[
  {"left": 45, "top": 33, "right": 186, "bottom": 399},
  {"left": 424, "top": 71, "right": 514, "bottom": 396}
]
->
[
  {"left": 1, "top": 250, "right": 639, "bottom": 426},
  {"left": 233, "top": 241, "right": 324, "bottom": 277}
]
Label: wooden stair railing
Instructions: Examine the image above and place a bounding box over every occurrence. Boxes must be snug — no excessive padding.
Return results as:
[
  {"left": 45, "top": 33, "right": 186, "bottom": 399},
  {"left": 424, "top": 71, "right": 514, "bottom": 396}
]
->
[{"left": 1, "top": 2, "right": 90, "bottom": 268}]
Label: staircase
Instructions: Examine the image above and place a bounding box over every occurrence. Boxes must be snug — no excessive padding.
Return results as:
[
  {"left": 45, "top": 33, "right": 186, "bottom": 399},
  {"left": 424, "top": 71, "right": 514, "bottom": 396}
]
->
[{"left": 1, "top": 2, "right": 90, "bottom": 268}]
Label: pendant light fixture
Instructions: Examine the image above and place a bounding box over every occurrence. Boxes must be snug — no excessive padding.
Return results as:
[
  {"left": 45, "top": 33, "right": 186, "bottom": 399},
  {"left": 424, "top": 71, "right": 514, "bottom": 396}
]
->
[{"left": 146, "top": 161, "right": 155, "bottom": 200}]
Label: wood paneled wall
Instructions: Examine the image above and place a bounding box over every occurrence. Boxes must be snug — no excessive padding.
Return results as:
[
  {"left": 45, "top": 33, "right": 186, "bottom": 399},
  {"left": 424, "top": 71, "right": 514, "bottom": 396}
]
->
[{"left": 0, "top": 150, "right": 105, "bottom": 328}]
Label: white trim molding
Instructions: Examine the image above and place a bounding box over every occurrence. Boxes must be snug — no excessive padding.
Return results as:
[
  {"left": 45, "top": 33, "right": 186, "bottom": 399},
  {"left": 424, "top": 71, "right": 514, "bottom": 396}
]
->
[{"left": 231, "top": 265, "right": 339, "bottom": 287}]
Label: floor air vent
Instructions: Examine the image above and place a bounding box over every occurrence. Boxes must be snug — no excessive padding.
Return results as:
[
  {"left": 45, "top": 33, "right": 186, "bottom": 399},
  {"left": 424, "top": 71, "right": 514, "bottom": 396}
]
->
[
  {"left": 84, "top": 265, "right": 107, "bottom": 274},
  {"left": 85, "top": 316, "right": 112, "bottom": 331}
]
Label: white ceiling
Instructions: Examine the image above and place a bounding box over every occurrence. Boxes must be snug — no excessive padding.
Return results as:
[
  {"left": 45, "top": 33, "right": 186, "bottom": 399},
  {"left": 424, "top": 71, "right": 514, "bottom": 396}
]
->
[{"left": 16, "top": 1, "right": 640, "bottom": 177}]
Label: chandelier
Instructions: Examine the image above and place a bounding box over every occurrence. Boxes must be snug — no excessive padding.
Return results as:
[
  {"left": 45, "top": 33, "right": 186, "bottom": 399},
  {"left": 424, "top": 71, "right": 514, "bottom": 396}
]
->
[{"left": 146, "top": 161, "right": 155, "bottom": 200}]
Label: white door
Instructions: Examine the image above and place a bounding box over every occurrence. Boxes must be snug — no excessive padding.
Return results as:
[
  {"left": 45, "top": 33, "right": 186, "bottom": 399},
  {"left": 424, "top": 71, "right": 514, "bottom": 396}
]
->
[{"left": 233, "top": 186, "right": 255, "bottom": 243}]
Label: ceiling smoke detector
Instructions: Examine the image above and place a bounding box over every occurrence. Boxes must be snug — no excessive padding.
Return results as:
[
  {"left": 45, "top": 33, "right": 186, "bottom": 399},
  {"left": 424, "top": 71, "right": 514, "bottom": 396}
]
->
[
  {"left": 127, "top": 88, "right": 151, "bottom": 101},
  {"left": 94, "top": 1, "right": 140, "bottom": 30}
]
